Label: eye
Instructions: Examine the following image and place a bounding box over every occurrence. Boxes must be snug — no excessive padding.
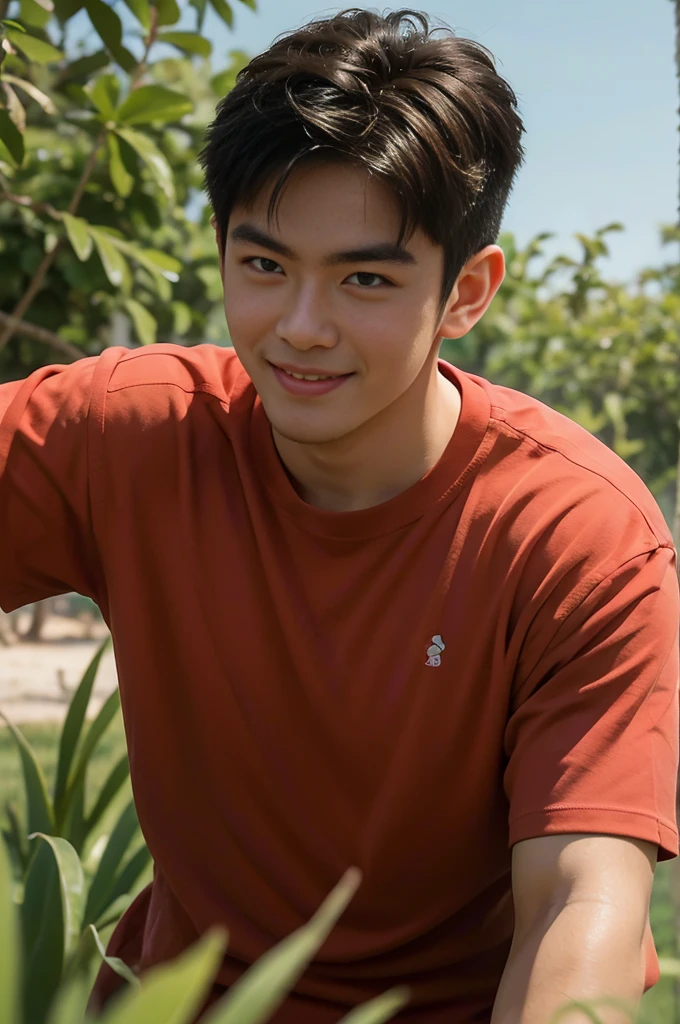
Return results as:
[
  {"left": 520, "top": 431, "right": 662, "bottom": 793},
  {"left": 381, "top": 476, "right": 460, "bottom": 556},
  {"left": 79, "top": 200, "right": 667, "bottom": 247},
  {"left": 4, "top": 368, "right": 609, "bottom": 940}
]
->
[
  {"left": 347, "top": 272, "right": 392, "bottom": 288},
  {"left": 243, "top": 256, "right": 283, "bottom": 274}
]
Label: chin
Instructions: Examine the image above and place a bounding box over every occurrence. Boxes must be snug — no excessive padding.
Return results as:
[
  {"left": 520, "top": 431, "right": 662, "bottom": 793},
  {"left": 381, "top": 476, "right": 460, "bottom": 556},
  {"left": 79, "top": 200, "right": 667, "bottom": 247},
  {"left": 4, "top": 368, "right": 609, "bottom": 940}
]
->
[{"left": 271, "top": 419, "right": 350, "bottom": 446}]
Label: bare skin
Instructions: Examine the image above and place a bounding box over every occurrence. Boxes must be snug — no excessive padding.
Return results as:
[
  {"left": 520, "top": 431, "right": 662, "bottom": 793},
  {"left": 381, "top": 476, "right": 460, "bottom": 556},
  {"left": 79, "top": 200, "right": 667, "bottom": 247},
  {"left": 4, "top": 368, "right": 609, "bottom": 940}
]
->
[{"left": 215, "top": 161, "right": 505, "bottom": 512}]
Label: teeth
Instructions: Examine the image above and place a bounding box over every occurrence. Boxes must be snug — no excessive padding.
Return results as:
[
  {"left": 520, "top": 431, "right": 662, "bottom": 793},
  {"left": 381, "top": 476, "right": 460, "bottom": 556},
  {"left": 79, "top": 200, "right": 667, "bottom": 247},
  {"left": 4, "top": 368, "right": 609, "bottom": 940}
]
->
[{"left": 287, "top": 371, "right": 336, "bottom": 381}]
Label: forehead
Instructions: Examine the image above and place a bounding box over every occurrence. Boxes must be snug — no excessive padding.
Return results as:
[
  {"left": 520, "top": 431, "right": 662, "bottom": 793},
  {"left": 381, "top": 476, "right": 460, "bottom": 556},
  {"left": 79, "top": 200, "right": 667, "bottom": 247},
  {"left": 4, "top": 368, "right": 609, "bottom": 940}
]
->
[{"left": 231, "top": 160, "right": 430, "bottom": 251}]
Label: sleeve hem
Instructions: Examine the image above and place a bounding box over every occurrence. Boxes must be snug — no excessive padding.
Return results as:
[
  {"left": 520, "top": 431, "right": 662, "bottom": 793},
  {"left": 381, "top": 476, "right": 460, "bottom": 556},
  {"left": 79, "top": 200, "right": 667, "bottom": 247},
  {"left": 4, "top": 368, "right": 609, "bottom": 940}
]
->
[{"left": 509, "top": 806, "right": 678, "bottom": 861}]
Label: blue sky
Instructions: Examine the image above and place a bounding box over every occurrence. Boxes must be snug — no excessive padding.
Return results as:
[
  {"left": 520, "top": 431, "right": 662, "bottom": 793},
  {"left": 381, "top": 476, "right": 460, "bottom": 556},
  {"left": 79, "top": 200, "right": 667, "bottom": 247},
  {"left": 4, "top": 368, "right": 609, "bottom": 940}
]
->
[{"left": 189, "top": 0, "right": 678, "bottom": 287}]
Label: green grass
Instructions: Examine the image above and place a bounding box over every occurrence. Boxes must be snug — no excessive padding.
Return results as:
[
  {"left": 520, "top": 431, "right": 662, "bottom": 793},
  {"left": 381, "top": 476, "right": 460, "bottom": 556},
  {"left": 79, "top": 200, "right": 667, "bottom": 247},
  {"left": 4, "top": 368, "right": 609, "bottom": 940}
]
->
[
  {"left": 0, "top": 713, "right": 133, "bottom": 864},
  {"left": 0, "top": 718, "right": 677, "bottom": 1021}
]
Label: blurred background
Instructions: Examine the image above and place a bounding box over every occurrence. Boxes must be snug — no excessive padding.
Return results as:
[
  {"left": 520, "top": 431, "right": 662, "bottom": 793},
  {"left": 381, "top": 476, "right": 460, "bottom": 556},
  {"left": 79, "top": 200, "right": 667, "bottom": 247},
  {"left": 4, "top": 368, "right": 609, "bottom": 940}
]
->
[{"left": 1, "top": 1, "right": 679, "bottom": 1021}]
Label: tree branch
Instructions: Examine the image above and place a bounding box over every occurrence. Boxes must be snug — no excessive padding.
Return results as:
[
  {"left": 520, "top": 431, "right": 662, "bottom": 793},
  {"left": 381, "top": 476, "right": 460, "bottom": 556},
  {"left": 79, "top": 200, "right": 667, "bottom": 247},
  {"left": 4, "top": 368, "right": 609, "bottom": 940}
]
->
[
  {"left": 0, "top": 128, "right": 107, "bottom": 353},
  {"left": 0, "top": 187, "right": 62, "bottom": 220},
  {"left": 0, "top": 310, "right": 83, "bottom": 360}
]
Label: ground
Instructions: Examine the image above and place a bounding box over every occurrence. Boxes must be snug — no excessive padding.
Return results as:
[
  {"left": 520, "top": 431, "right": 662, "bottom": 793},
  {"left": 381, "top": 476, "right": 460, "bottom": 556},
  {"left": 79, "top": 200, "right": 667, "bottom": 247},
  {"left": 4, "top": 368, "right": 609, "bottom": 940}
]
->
[{"left": 0, "top": 610, "right": 117, "bottom": 725}]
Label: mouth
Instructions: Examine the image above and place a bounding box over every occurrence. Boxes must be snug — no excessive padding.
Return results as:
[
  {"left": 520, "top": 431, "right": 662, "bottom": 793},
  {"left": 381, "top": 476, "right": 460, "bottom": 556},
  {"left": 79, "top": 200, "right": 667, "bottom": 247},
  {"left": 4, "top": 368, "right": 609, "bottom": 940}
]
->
[{"left": 269, "top": 362, "right": 354, "bottom": 397}]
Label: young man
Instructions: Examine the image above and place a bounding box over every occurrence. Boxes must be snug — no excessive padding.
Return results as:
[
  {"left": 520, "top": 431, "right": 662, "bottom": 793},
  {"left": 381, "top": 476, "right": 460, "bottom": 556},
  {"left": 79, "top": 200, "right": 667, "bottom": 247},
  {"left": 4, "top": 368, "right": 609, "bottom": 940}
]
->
[{"left": 1, "top": 8, "right": 678, "bottom": 1023}]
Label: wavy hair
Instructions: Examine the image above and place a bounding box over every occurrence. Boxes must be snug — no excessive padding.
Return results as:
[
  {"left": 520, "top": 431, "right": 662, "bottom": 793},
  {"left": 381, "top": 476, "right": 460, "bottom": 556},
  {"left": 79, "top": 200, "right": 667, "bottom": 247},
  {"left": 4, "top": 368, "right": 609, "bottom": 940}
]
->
[{"left": 200, "top": 8, "right": 526, "bottom": 315}]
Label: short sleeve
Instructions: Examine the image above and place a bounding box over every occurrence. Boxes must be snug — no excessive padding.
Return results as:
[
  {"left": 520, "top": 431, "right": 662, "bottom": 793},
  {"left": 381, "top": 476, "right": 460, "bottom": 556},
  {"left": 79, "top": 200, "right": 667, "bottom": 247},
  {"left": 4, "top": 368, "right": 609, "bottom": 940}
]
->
[
  {"left": 0, "top": 357, "right": 104, "bottom": 613},
  {"left": 505, "top": 545, "right": 680, "bottom": 860}
]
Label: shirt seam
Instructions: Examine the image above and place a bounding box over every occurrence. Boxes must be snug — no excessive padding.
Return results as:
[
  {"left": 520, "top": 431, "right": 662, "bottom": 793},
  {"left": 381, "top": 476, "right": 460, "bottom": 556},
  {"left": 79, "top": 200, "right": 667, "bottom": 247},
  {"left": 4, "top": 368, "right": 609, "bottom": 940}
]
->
[{"left": 488, "top": 407, "right": 671, "bottom": 549}]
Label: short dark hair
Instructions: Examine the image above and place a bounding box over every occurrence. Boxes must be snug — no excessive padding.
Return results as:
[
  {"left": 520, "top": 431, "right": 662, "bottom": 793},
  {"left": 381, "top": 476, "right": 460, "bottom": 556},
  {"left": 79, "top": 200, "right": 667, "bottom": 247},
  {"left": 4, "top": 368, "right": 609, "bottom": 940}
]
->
[{"left": 200, "top": 7, "right": 526, "bottom": 318}]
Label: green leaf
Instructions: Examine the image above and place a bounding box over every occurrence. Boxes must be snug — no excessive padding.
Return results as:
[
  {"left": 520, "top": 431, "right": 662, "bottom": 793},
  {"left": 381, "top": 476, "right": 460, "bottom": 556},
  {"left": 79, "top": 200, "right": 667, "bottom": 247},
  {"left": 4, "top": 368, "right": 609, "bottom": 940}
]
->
[
  {"left": 1, "top": 19, "right": 26, "bottom": 30},
  {"left": 83, "top": 800, "right": 142, "bottom": 926},
  {"left": 20, "top": 0, "right": 53, "bottom": 29},
  {"left": 3, "top": 73, "right": 57, "bottom": 113},
  {"left": 116, "top": 84, "right": 193, "bottom": 125},
  {"left": 46, "top": 974, "right": 92, "bottom": 1024},
  {"left": 61, "top": 772, "right": 88, "bottom": 853},
  {"left": 89, "top": 922, "right": 141, "bottom": 988},
  {"left": 189, "top": 0, "right": 208, "bottom": 30},
  {"left": 154, "top": 0, "right": 181, "bottom": 26},
  {"left": 0, "top": 837, "right": 20, "bottom": 1024},
  {"left": 109, "top": 132, "right": 134, "bottom": 196},
  {"left": 337, "top": 988, "right": 411, "bottom": 1023},
  {"left": 131, "top": 246, "right": 181, "bottom": 274},
  {"left": 203, "top": 867, "right": 362, "bottom": 1024},
  {"left": 62, "top": 686, "right": 122, "bottom": 813},
  {"left": 56, "top": 47, "right": 109, "bottom": 84},
  {"left": 237, "top": 0, "right": 256, "bottom": 9},
  {"left": 209, "top": 0, "right": 233, "bottom": 27},
  {"left": 21, "top": 841, "right": 67, "bottom": 1022},
  {"left": 6, "top": 27, "right": 63, "bottom": 62},
  {"left": 121, "top": 0, "right": 151, "bottom": 31},
  {"left": 85, "top": 0, "right": 136, "bottom": 72},
  {"left": 89, "top": 72, "right": 120, "bottom": 118},
  {"left": 125, "top": 297, "right": 157, "bottom": 345},
  {"left": 105, "top": 843, "right": 152, "bottom": 908},
  {"left": 29, "top": 834, "right": 86, "bottom": 961},
  {"left": 92, "top": 230, "right": 130, "bottom": 287},
  {"left": 4, "top": 799, "right": 29, "bottom": 874},
  {"left": 0, "top": 109, "right": 24, "bottom": 166},
  {"left": 98, "top": 929, "right": 227, "bottom": 1024},
  {"left": 116, "top": 126, "right": 175, "bottom": 202},
  {"left": 158, "top": 30, "right": 212, "bottom": 56},
  {"left": 54, "top": 636, "right": 112, "bottom": 822},
  {"left": 62, "top": 211, "right": 94, "bottom": 261},
  {"left": 84, "top": 752, "right": 130, "bottom": 840},
  {"left": 0, "top": 710, "right": 54, "bottom": 836},
  {"left": 85, "top": 0, "right": 122, "bottom": 49},
  {"left": 93, "top": 891, "right": 134, "bottom": 931},
  {"left": 53, "top": 0, "right": 84, "bottom": 20},
  {"left": 171, "top": 300, "right": 192, "bottom": 335}
]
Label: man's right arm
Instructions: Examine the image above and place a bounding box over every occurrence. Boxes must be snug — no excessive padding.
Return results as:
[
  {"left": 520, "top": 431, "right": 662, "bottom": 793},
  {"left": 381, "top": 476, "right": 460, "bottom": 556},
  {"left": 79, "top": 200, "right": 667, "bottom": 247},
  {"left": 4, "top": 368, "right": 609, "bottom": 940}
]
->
[{"left": 0, "top": 357, "right": 104, "bottom": 614}]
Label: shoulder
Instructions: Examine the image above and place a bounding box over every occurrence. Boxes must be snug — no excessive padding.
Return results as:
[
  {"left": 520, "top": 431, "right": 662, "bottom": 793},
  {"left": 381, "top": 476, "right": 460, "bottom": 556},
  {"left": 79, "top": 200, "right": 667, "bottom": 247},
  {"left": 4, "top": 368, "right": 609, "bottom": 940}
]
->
[
  {"left": 106, "top": 343, "right": 247, "bottom": 405},
  {"left": 466, "top": 370, "right": 673, "bottom": 555}
]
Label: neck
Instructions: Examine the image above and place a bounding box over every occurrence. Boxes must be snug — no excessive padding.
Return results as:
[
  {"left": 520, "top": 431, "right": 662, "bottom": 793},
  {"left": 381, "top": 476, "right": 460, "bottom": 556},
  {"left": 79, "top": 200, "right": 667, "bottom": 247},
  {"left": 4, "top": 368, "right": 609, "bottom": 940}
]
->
[{"left": 272, "top": 358, "right": 462, "bottom": 513}]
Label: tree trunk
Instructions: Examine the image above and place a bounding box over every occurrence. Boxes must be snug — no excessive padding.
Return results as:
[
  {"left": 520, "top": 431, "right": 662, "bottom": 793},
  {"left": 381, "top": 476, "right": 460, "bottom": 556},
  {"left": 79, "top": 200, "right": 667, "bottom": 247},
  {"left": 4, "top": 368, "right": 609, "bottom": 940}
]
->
[
  {"left": 21, "top": 599, "right": 49, "bottom": 642},
  {"left": 0, "top": 608, "right": 17, "bottom": 646}
]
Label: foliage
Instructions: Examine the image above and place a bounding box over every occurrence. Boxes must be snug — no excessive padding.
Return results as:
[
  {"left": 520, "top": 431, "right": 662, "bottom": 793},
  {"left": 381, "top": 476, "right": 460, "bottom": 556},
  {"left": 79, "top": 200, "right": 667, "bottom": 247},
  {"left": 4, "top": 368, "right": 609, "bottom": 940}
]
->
[
  {"left": 0, "top": 826, "right": 411, "bottom": 1024},
  {"left": 0, "top": 637, "right": 151, "bottom": 1021},
  {"left": 441, "top": 224, "right": 680, "bottom": 522},
  {"left": 0, "top": 0, "right": 251, "bottom": 381}
]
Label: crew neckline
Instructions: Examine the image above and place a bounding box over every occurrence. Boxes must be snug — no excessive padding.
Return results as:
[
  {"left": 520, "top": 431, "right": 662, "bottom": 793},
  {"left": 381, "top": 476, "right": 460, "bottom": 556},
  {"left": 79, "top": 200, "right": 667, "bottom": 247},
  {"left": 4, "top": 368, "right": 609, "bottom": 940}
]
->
[{"left": 248, "top": 359, "right": 492, "bottom": 540}]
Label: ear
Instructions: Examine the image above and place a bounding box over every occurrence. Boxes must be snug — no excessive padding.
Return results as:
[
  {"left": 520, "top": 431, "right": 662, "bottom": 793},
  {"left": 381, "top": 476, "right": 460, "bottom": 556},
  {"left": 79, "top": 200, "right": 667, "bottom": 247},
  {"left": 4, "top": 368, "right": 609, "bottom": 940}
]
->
[{"left": 437, "top": 245, "right": 505, "bottom": 340}]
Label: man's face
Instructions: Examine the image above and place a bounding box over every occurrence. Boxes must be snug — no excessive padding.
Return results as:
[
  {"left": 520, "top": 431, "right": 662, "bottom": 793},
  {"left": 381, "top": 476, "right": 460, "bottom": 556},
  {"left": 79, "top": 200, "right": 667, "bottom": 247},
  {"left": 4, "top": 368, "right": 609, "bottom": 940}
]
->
[{"left": 219, "top": 161, "right": 453, "bottom": 447}]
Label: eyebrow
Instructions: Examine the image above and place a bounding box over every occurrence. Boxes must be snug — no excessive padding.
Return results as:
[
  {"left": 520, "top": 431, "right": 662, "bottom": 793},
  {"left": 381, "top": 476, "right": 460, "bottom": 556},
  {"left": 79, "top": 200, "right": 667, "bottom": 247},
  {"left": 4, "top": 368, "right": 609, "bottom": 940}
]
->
[{"left": 229, "top": 222, "right": 418, "bottom": 267}]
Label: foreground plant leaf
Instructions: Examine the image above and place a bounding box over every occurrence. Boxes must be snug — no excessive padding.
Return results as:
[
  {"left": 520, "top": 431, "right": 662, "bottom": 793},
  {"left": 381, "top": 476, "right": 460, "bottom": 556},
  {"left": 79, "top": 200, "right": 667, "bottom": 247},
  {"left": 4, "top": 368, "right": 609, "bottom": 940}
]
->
[
  {"left": 203, "top": 867, "right": 362, "bottom": 1024},
  {"left": 98, "top": 928, "right": 227, "bottom": 1024}
]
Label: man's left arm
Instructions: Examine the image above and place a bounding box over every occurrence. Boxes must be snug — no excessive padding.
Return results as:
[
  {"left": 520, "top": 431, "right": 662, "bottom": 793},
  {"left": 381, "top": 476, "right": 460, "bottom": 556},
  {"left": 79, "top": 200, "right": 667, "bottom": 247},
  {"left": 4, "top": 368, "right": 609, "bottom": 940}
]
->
[{"left": 491, "top": 832, "right": 657, "bottom": 1024}]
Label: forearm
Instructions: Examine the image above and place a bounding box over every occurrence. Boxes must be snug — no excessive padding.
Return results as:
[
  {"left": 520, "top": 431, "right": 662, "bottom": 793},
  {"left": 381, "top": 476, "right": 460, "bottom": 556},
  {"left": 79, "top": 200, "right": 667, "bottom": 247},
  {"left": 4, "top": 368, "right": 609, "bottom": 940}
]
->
[{"left": 491, "top": 901, "right": 646, "bottom": 1024}]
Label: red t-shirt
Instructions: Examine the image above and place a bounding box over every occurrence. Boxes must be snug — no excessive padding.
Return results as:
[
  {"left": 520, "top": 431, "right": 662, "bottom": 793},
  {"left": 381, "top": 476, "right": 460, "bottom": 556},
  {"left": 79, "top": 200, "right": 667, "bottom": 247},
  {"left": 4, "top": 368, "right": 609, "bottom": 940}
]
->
[{"left": 1, "top": 344, "right": 678, "bottom": 1022}]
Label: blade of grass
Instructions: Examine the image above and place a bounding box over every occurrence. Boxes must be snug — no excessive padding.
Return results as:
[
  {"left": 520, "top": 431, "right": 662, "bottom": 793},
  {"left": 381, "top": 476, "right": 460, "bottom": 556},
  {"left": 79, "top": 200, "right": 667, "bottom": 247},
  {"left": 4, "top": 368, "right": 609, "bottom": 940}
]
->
[
  {"left": 106, "top": 843, "right": 152, "bottom": 911},
  {"left": 28, "top": 834, "right": 86, "bottom": 962},
  {"left": 203, "top": 867, "right": 362, "bottom": 1024},
  {"left": 0, "top": 836, "right": 20, "bottom": 1024},
  {"left": 53, "top": 636, "right": 111, "bottom": 824},
  {"left": 0, "top": 709, "right": 54, "bottom": 837},
  {"left": 83, "top": 752, "right": 130, "bottom": 842},
  {"left": 83, "top": 800, "right": 140, "bottom": 926},
  {"left": 98, "top": 928, "right": 227, "bottom": 1024},
  {"left": 337, "top": 988, "right": 411, "bottom": 1023},
  {"left": 88, "top": 922, "right": 140, "bottom": 988},
  {"left": 62, "top": 688, "right": 121, "bottom": 819}
]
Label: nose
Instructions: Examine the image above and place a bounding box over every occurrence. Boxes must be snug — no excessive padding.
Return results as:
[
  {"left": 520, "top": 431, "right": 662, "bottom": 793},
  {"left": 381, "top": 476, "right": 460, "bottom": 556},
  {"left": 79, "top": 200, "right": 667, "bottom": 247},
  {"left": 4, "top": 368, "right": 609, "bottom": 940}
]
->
[{"left": 275, "top": 285, "right": 338, "bottom": 351}]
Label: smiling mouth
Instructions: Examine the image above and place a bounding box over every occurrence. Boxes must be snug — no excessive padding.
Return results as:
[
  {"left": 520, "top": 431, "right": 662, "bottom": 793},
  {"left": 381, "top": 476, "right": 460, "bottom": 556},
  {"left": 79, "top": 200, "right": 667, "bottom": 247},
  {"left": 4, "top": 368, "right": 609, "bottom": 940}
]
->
[{"left": 272, "top": 364, "right": 352, "bottom": 382}]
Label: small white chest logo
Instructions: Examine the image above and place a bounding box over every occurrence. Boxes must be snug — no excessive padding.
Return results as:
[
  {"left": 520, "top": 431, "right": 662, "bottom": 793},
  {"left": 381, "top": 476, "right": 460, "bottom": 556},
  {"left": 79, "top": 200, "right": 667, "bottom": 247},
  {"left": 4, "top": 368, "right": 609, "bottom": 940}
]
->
[{"left": 425, "top": 634, "right": 446, "bottom": 667}]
